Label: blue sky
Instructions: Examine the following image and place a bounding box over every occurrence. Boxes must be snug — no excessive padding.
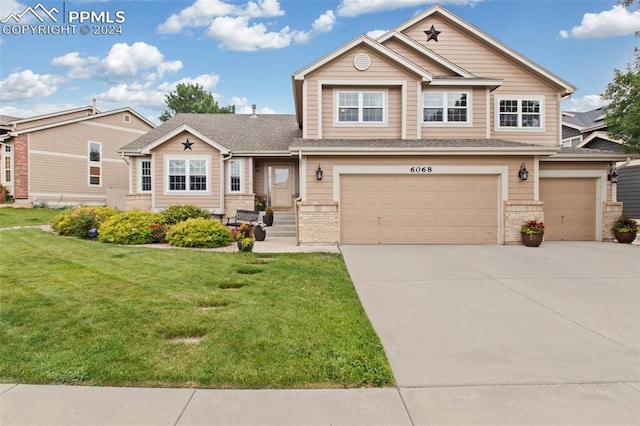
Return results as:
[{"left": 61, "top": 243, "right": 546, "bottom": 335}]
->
[{"left": 1, "top": 0, "right": 638, "bottom": 123}]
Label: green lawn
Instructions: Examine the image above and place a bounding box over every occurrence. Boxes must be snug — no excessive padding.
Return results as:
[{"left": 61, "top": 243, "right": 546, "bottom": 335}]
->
[
  {"left": 0, "top": 229, "right": 394, "bottom": 389},
  {"left": 0, "top": 207, "right": 63, "bottom": 228}
]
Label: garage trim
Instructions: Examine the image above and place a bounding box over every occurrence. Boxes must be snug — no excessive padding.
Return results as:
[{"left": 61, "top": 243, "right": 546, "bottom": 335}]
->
[
  {"left": 539, "top": 169, "right": 607, "bottom": 241},
  {"left": 333, "top": 165, "right": 508, "bottom": 243}
]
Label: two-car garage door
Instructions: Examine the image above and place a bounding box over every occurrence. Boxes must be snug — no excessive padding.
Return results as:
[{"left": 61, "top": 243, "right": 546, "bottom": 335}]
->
[{"left": 340, "top": 174, "right": 499, "bottom": 244}]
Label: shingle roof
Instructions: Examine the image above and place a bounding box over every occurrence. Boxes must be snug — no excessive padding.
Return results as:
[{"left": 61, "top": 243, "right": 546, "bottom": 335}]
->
[
  {"left": 562, "top": 107, "right": 606, "bottom": 128},
  {"left": 120, "top": 113, "right": 301, "bottom": 153}
]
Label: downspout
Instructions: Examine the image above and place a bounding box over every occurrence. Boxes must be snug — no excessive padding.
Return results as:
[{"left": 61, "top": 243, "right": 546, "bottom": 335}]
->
[
  {"left": 295, "top": 150, "right": 303, "bottom": 246},
  {"left": 221, "top": 152, "right": 233, "bottom": 216}
]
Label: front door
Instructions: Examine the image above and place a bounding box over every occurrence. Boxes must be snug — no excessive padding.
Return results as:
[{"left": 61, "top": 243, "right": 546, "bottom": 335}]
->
[{"left": 271, "top": 166, "right": 292, "bottom": 208}]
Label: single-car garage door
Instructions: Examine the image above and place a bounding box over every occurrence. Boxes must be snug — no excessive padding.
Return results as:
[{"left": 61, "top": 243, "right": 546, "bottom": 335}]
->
[
  {"left": 340, "top": 174, "right": 499, "bottom": 244},
  {"left": 539, "top": 178, "right": 597, "bottom": 241}
]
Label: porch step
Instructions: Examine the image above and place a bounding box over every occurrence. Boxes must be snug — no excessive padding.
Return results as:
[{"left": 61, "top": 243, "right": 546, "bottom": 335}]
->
[{"left": 261, "top": 210, "right": 297, "bottom": 238}]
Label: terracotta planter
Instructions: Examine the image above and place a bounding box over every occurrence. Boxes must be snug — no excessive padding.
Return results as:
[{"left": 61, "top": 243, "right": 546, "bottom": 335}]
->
[
  {"left": 614, "top": 230, "right": 637, "bottom": 244},
  {"left": 254, "top": 227, "right": 266, "bottom": 241},
  {"left": 521, "top": 231, "right": 544, "bottom": 247}
]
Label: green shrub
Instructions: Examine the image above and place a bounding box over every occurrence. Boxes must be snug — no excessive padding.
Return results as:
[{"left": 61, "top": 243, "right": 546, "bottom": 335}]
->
[
  {"left": 50, "top": 206, "right": 117, "bottom": 239},
  {"left": 166, "top": 217, "right": 233, "bottom": 248},
  {"left": 161, "top": 204, "right": 211, "bottom": 225},
  {"left": 98, "top": 210, "right": 163, "bottom": 245}
]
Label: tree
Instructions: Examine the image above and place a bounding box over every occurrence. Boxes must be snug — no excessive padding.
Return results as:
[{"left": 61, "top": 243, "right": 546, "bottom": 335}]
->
[
  {"left": 602, "top": 49, "right": 640, "bottom": 153},
  {"left": 159, "top": 83, "right": 235, "bottom": 122}
]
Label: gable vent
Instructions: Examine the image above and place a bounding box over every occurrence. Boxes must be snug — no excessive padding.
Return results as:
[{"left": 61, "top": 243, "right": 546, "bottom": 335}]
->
[{"left": 353, "top": 53, "right": 371, "bottom": 71}]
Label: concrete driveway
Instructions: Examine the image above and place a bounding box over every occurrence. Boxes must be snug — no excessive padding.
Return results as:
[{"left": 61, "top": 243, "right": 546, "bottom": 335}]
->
[{"left": 341, "top": 242, "right": 640, "bottom": 424}]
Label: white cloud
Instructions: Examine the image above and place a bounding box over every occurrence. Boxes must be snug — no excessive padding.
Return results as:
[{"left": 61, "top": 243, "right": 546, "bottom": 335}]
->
[
  {"left": 51, "top": 42, "right": 182, "bottom": 82},
  {"left": 336, "top": 0, "right": 481, "bottom": 17},
  {"left": 51, "top": 52, "right": 100, "bottom": 78},
  {"left": 564, "top": 94, "right": 608, "bottom": 112},
  {"left": 559, "top": 5, "right": 640, "bottom": 39},
  {"left": 236, "top": 104, "right": 275, "bottom": 114},
  {"left": 98, "top": 73, "right": 222, "bottom": 109},
  {"left": 102, "top": 42, "right": 165, "bottom": 78},
  {"left": 0, "top": 70, "right": 64, "bottom": 102},
  {"left": 157, "top": 0, "right": 283, "bottom": 34},
  {"left": 0, "top": 102, "right": 77, "bottom": 119},
  {"left": 158, "top": 0, "right": 333, "bottom": 50},
  {"left": 367, "top": 29, "right": 388, "bottom": 39}
]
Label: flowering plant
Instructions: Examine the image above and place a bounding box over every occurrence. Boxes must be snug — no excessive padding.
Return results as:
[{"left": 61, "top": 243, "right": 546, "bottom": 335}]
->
[
  {"left": 612, "top": 217, "right": 638, "bottom": 233},
  {"left": 235, "top": 223, "right": 255, "bottom": 251},
  {"left": 150, "top": 223, "right": 168, "bottom": 243},
  {"left": 521, "top": 219, "right": 545, "bottom": 235},
  {"left": 253, "top": 221, "right": 266, "bottom": 230}
]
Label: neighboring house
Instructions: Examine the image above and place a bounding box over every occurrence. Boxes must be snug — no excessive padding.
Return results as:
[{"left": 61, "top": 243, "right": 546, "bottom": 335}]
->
[
  {"left": 0, "top": 106, "right": 155, "bottom": 208},
  {"left": 562, "top": 107, "right": 640, "bottom": 218},
  {"left": 120, "top": 4, "right": 626, "bottom": 245}
]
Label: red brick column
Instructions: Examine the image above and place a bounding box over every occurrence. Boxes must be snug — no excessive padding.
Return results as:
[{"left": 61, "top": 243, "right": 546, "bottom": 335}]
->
[{"left": 13, "top": 134, "right": 28, "bottom": 199}]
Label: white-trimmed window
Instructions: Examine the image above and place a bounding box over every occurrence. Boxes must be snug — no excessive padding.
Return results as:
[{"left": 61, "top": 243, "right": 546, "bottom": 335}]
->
[
  {"left": 3, "top": 144, "right": 12, "bottom": 184},
  {"left": 336, "top": 90, "right": 385, "bottom": 124},
  {"left": 562, "top": 136, "right": 581, "bottom": 148},
  {"left": 423, "top": 92, "right": 470, "bottom": 124},
  {"left": 88, "top": 141, "right": 101, "bottom": 186},
  {"left": 166, "top": 156, "right": 209, "bottom": 192},
  {"left": 496, "top": 96, "right": 544, "bottom": 130},
  {"left": 139, "top": 160, "right": 151, "bottom": 192},
  {"left": 228, "top": 159, "right": 244, "bottom": 193}
]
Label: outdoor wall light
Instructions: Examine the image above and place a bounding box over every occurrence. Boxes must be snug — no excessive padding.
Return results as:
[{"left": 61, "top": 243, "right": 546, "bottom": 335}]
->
[
  {"left": 608, "top": 165, "right": 619, "bottom": 183},
  {"left": 518, "top": 163, "right": 529, "bottom": 181},
  {"left": 316, "top": 165, "right": 323, "bottom": 180}
]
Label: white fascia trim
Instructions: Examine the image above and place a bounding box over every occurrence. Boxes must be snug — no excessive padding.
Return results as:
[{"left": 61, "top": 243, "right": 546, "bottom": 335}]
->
[
  {"left": 539, "top": 169, "right": 606, "bottom": 240},
  {"left": 378, "top": 30, "right": 474, "bottom": 78},
  {"left": 429, "top": 78, "right": 503, "bottom": 88},
  {"left": 333, "top": 164, "right": 508, "bottom": 244},
  {"left": 290, "top": 147, "right": 559, "bottom": 156},
  {"left": 142, "top": 124, "right": 230, "bottom": 155},
  {"left": 11, "top": 106, "right": 95, "bottom": 126},
  {"left": 542, "top": 154, "right": 628, "bottom": 162},
  {"left": 391, "top": 4, "right": 576, "bottom": 94},
  {"left": 292, "top": 35, "right": 433, "bottom": 82},
  {"left": 317, "top": 80, "right": 323, "bottom": 139},
  {"left": 303, "top": 79, "right": 309, "bottom": 139}
]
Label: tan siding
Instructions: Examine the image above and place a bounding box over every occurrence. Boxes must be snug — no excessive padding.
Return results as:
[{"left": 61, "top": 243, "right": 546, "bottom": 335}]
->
[
  {"left": 381, "top": 39, "right": 458, "bottom": 76},
  {"left": 27, "top": 119, "right": 137, "bottom": 200},
  {"left": 306, "top": 45, "right": 422, "bottom": 140},
  {"left": 305, "top": 155, "right": 534, "bottom": 201},
  {"left": 152, "top": 131, "right": 222, "bottom": 211},
  {"left": 420, "top": 86, "right": 487, "bottom": 139},
  {"left": 84, "top": 111, "right": 154, "bottom": 132},
  {"left": 403, "top": 16, "right": 563, "bottom": 145}
]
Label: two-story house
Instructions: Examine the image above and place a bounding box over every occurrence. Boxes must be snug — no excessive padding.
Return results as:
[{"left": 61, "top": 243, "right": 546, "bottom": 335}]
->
[
  {"left": 119, "top": 4, "right": 626, "bottom": 244},
  {"left": 0, "top": 105, "right": 154, "bottom": 208}
]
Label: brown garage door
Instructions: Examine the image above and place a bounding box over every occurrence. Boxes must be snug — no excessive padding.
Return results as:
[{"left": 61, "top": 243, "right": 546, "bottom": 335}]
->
[
  {"left": 340, "top": 174, "right": 499, "bottom": 244},
  {"left": 540, "top": 178, "right": 597, "bottom": 241}
]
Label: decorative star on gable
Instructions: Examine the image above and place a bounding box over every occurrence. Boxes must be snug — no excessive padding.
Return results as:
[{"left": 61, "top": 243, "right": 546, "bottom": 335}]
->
[
  {"left": 425, "top": 25, "right": 441, "bottom": 42},
  {"left": 182, "top": 138, "right": 194, "bottom": 150}
]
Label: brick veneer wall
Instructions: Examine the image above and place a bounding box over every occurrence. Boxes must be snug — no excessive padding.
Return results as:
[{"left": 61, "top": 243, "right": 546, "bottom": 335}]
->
[
  {"left": 602, "top": 201, "right": 623, "bottom": 242},
  {"left": 224, "top": 194, "right": 255, "bottom": 220},
  {"left": 125, "top": 194, "right": 152, "bottom": 211},
  {"left": 504, "top": 201, "right": 544, "bottom": 245},
  {"left": 297, "top": 201, "right": 339, "bottom": 244},
  {"left": 13, "top": 134, "right": 29, "bottom": 199}
]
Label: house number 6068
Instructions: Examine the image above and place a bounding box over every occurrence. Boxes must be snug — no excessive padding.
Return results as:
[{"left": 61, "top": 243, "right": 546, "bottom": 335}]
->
[{"left": 410, "top": 167, "right": 432, "bottom": 173}]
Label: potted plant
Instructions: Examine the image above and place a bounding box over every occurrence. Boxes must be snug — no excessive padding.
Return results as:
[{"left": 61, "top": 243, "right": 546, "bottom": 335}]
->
[
  {"left": 253, "top": 221, "right": 266, "bottom": 241},
  {"left": 611, "top": 216, "right": 637, "bottom": 244},
  {"left": 521, "top": 219, "right": 545, "bottom": 247},
  {"left": 236, "top": 223, "right": 255, "bottom": 252},
  {"left": 263, "top": 207, "right": 274, "bottom": 226},
  {"left": 255, "top": 195, "right": 266, "bottom": 211}
]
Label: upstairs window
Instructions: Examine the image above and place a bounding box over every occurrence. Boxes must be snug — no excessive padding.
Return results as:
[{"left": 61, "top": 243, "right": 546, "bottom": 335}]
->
[
  {"left": 88, "top": 141, "right": 101, "bottom": 186},
  {"left": 336, "top": 91, "right": 385, "bottom": 124},
  {"left": 423, "top": 92, "right": 470, "bottom": 124},
  {"left": 496, "top": 96, "right": 544, "bottom": 130}
]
